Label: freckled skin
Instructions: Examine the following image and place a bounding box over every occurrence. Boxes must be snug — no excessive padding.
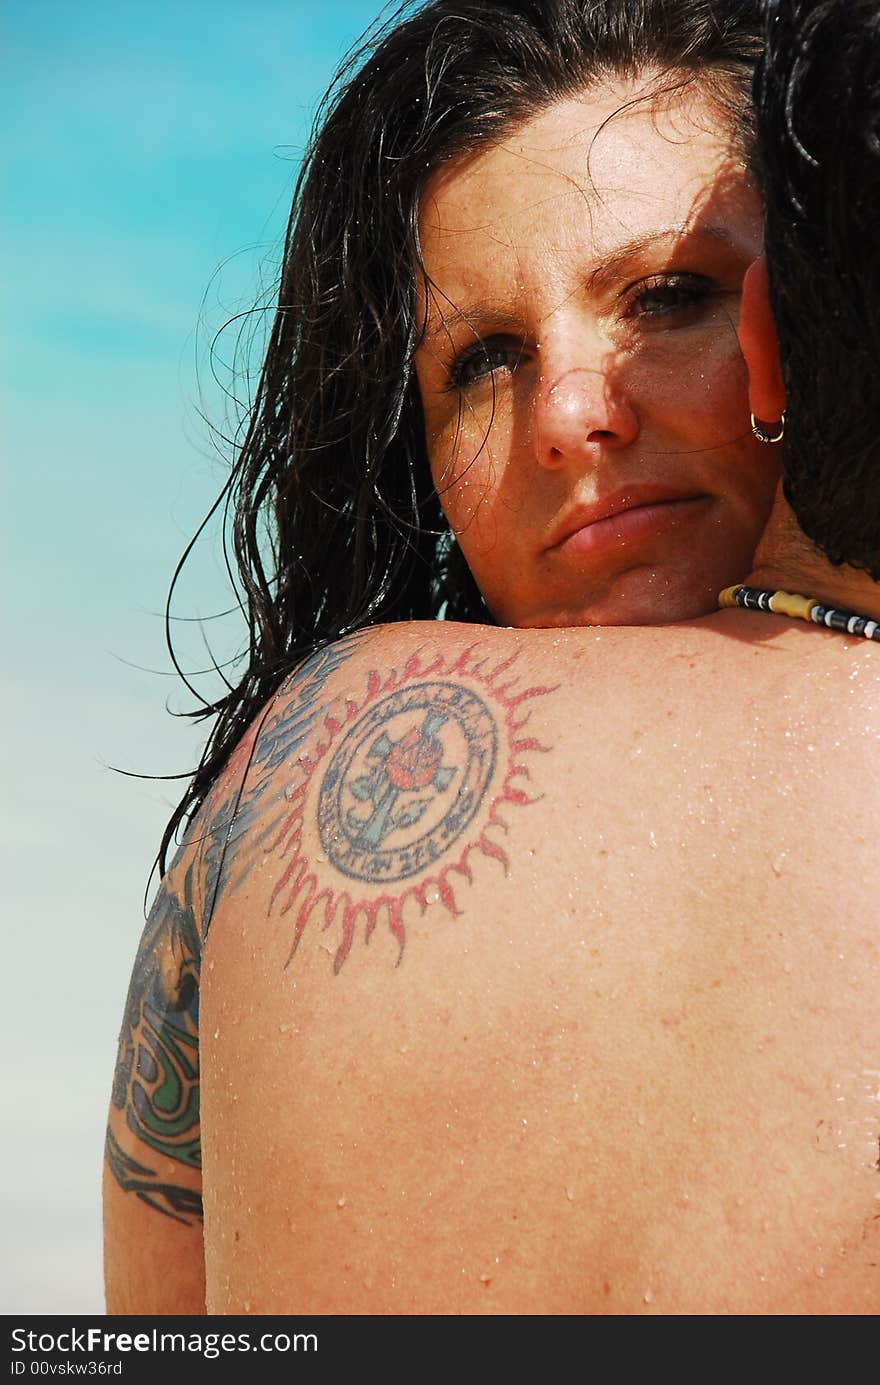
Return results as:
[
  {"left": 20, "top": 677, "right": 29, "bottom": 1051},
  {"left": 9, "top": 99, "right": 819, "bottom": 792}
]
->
[
  {"left": 199, "top": 619, "right": 880, "bottom": 1316},
  {"left": 415, "top": 78, "right": 779, "bottom": 627}
]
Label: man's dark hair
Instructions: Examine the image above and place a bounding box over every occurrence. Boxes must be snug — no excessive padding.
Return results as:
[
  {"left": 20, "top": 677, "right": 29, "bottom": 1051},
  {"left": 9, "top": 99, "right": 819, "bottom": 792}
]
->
[{"left": 755, "top": 0, "right": 880, "bottom": 576}]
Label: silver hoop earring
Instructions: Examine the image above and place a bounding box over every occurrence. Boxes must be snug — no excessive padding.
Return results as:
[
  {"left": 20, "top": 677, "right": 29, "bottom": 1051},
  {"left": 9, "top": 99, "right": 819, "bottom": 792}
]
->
[{"left": 751, "top": 411, "right": 785, "bottom": 444}]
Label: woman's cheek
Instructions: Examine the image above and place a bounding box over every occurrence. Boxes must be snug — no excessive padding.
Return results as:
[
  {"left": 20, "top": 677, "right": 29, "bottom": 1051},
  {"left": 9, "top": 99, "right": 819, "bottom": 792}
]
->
[
  {"left": 433, "top": 412, "right": 511, "bottom": 529},
  {"left": 672, "top": 343, "right": 750, "bottom": 445},
  {"left": 638, "top": 322, "right": 748, "bottom": 420}
]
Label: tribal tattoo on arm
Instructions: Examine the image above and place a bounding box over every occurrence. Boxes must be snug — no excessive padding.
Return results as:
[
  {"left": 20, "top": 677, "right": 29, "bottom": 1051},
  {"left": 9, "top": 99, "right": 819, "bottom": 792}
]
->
[
  {"left": 105, "top": 632, "right": 367, "bottom": 1221},
  {"left": 105, "top": 863, "right": 203, "bottom": 1223}
]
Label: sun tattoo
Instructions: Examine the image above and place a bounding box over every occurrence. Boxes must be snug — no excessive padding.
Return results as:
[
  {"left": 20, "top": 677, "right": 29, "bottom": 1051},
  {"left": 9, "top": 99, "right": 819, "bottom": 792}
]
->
[{"left": 267, "top": 646, "right": 553, "bottom": 972}]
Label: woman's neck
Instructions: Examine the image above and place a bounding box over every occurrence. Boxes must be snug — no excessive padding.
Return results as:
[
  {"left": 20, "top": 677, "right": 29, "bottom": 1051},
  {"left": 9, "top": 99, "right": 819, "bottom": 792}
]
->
[{"left": 742, "top": 488, "right": 880, "bottom": 621}]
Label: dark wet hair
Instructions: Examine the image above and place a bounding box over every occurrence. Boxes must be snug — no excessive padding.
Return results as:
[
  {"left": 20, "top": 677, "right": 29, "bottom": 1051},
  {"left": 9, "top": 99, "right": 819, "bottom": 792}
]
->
[
  {"left": 161, "top": 0, "right": 764, "bottom": 870},
  {"left": 755, "top": 0, "right": 880, "bottom": 576}
]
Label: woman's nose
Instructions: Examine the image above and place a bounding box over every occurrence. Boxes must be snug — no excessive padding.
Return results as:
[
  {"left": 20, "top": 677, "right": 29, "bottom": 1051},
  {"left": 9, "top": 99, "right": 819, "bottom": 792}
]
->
[{"left": 535, "top": 362, "right": 639, "bottom": 469}]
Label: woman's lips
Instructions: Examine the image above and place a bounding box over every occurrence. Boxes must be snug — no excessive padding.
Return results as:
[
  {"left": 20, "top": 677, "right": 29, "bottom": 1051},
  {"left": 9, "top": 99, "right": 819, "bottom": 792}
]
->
[{"left": 548, "top": 495, "right": 711, "bottom": 559}]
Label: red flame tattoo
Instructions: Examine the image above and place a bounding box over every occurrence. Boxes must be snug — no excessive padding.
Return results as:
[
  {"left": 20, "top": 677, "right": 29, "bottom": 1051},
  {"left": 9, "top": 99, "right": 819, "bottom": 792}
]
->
[{"left": 267, "top": 646, "right": 553, "bottom": 972}]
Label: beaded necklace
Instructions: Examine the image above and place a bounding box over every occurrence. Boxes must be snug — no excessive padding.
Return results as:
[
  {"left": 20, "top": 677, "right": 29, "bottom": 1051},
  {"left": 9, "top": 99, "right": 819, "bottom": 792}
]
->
[{"left": 718, "top": 584, "right": 880, "bottom": 641}]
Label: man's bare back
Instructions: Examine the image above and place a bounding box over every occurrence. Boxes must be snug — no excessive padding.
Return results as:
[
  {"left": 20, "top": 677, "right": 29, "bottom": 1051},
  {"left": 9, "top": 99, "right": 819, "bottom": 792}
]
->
[{"left": 196, "top": 615, "right": 880, "bottom": 1314}]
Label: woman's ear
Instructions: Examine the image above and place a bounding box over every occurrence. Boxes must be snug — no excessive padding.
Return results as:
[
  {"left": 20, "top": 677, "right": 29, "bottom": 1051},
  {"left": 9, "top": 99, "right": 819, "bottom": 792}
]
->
[{"left": 738, "top": 255, "right": 787, "bottom": 423}]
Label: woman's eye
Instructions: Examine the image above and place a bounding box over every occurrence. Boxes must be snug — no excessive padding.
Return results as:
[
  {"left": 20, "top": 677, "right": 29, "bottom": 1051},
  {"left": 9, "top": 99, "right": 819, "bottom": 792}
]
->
[
  {"left": 626, "top": 273, "right": 715, "bottom": 321},
  {"left": 449, "top": 338, "right": 520, "bottom": 389}
]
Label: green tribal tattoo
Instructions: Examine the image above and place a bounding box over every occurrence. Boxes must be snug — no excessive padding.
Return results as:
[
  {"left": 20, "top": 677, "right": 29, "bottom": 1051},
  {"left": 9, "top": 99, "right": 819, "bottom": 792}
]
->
[
  {"left": 106, "top": 634, "right": 365, "bottom": 1222},
  {"left": 107, "top": 863, "right": 203, "bottom": 1223}
]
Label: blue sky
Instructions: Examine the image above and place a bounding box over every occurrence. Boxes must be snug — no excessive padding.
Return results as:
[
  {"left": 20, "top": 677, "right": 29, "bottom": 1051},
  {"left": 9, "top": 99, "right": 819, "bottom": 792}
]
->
[
  {"left": 5, "top": 0, "right": 383, "bottom": 694},
  {"left": 3, "top": 0, "right": 387, "bottom": 1313}
]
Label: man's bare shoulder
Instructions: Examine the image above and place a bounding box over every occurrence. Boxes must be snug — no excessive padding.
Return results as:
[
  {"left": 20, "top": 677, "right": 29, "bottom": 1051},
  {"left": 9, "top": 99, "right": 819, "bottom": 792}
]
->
[
  {"left": 201, "top": 613, "right": 880, "bottom": 954},
  {"left": 198, "top": 608, "right": 880, "bottom": 995}
]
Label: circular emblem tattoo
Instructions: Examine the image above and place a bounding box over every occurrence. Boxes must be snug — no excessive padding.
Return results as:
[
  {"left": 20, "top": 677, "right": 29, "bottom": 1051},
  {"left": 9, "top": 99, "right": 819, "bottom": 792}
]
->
[{"left": 318, "top": 681, "right": 497, "bottom": 882}]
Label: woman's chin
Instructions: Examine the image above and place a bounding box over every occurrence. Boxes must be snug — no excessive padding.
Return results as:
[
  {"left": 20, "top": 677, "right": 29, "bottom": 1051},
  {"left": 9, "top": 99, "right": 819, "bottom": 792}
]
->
[{"left": 501, "top": 567, "right": 728, "bottom": 630}]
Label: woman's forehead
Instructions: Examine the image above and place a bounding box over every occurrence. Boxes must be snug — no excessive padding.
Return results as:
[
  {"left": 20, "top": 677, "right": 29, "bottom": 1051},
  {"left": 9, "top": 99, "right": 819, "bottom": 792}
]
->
[{"left": 418, "top": 77, "right": 750, "bottom": 280}]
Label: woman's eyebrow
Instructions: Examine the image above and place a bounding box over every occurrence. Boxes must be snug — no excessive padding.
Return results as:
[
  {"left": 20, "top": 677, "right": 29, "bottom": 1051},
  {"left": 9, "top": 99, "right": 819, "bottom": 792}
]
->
[
  {"left": 585, "top": 224, "right": 743, "bottom": 291},
  {"left": 422, "top": 301, "right": 524, "bottom": 344}
]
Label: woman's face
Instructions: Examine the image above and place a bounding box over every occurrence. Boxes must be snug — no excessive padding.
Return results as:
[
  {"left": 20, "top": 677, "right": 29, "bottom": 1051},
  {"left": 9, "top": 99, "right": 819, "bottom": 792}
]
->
[{"left": 414, "top": 77, "right": 778, "bottom": 627}]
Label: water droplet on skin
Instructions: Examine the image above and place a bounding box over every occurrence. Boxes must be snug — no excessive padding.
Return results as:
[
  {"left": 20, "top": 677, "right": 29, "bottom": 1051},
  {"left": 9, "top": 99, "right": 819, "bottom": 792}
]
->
[
  {"left": 213, "top": 1029, "right": 220, "bottom": 1039},
  {"left": 648, "top": 831, "right": 658, "bottom": 849},
  {"left": 565, "top": 1186, "right": 575, "bottom": 1202},
  {"left": 480, "top": 1273, "right": 492, "bottom": 1285},
  {"left": 279, "top": 1022, "right": 289, "bottom": 1033},
  {"left": 637, "top": 1112, "right": 646, "bottom": 1127},
  {"left": 771, "top": 851, "right": 788, "bottom": 876},
  {"left": 815, "top": 1265, "right": 825, "bottom": 1279},
  {"left": 424, "top": 884, "right": 440, "bottom": 905},
  {"left": 337, "top": 1194, "right": 347, "bottom": 1209},
  {"left": 643, "top": 1288, "right": 653, "bottom": 1304}
]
